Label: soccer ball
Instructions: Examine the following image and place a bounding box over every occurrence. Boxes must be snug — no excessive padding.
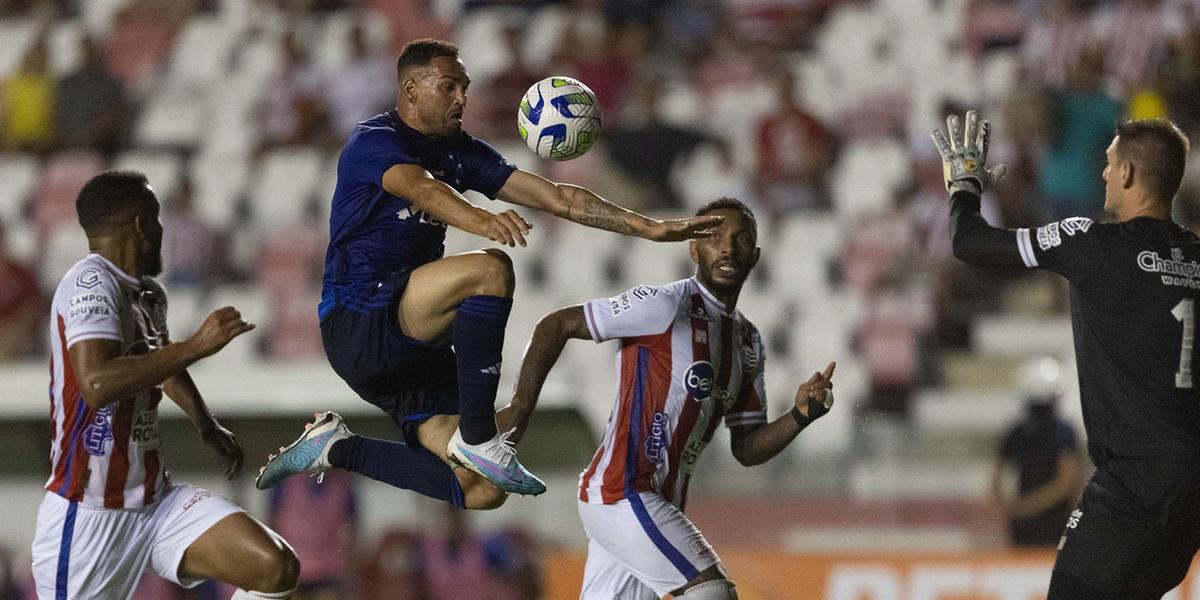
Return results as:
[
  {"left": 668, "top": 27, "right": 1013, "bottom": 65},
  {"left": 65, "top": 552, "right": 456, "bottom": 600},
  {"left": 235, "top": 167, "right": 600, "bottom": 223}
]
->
[{"left": 517, "top": 76, "right": 602, "bottom": 161}]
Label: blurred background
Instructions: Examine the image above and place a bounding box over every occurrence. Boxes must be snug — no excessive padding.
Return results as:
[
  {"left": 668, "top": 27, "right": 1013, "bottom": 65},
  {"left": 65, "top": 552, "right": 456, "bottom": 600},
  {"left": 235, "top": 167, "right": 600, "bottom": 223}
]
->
[{"left": 2, "top": 0, "right": 1200, "bottom": 598}]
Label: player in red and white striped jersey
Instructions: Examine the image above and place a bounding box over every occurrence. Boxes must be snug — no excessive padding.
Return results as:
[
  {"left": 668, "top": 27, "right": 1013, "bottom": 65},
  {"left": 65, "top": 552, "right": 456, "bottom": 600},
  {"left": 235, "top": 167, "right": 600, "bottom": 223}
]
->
[
  {"left": 505, "top": 198, "right": 836, "bottom": 599},
  {"left": 31, "top": 171, "right": 299, "bottom": 600}
]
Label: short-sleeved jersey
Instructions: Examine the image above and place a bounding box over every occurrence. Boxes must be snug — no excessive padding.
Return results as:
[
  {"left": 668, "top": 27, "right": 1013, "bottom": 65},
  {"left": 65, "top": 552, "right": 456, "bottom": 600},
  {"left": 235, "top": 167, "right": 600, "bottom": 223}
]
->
[
  {"left": 319, "top": 110, "right": 517, "bottom": 319},
  {"left": 577, "top": 278, "right": 768, "bottom": 509},
  {"left": 1015, "top": 217, "right": 1200, "bottom": 461},
  {"left": 46, "top": 254, "right": 169, "bottom": 508}
]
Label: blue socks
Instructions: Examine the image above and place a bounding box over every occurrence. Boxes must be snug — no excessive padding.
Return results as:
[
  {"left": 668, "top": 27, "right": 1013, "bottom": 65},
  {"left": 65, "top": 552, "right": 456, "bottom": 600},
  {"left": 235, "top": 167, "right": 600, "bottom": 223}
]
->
[
  {"left": 453, "top": 295, "right": 512, "bottom": 445},
  {"left": 328, "top": 436, "right": 465, "bottom": 508}
]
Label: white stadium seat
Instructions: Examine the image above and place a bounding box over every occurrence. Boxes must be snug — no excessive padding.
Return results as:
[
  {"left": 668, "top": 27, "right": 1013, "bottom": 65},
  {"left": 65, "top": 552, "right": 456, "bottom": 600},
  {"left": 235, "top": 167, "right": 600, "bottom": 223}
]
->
[
  {"left": 113, "top": 151, "right": 183, "bottom": 201},
  {"left": 0, "top": 154, "right": 39, "bottom": 226},
  {"left": 246, "top": 146, "right": 325, "bottom": 232},
  {"left": 190, "top": 151, "right": 250, "bottom": 229}
]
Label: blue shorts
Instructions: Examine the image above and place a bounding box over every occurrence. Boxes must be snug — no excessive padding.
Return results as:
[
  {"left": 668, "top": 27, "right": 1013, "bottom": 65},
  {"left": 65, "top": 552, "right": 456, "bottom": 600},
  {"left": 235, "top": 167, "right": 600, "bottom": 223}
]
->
[{"left": 320, "top": 269, "right": 458, "bottom": 449}]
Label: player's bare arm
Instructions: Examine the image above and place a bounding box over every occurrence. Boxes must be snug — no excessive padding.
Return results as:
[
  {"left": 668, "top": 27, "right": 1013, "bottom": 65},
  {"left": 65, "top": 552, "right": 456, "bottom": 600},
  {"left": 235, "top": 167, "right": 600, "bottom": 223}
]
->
[
  {"left": 164, "top": 370, "right": 244, "bottom": 480},
  {"left": 69, "top": 306, "right": 254, "bottom": 408},
  {"left": 497, "top": 169, "right": 722, "bottom": 241},
  {"left": 501, "top": 305, "right": 592, "bottom": 443},
  {"left": 382, "top": 163, "right": 532, "bottom": 247},
  {"left": 729, "top": 361, "right": 835, "bottom": 466}
]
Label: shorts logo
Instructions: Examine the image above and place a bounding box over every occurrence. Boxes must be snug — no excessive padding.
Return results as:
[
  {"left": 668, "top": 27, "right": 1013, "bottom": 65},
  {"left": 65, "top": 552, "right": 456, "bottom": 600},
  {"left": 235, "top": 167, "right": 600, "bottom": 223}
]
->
[
  {"left": 643, "top": 411, "right": 669, "bottom": 464},
  {"left": 182, "top": 489, "right": 215, "bottom": 511},
  {"left": 1066, "top": 508, "right": 1082, "bottom": 529},
  {"left": 1036, "top": 222, "right": 1062, "bottom": 250},
  {"left": 76, "top": 268, "right": 102, "bottom": 289},
  {"left": 689, "top": 537, "right": 714, "bottom": 558},
  {"left": 683, "top": 361, "right": 715, "bottom": 400},
  {"left": 83, "top": 406, "right": 114, "bottom": 456}
]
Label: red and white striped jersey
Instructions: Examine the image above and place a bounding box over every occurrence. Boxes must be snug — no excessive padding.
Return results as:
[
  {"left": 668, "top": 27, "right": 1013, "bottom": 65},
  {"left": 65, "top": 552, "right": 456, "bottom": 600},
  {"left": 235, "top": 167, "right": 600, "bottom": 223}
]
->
[
  {"left": 579, "top": 277, "right": 768, "bottom": 509},
  {"left": 45, "top": 253, "right": 169, "bottom": 508}
]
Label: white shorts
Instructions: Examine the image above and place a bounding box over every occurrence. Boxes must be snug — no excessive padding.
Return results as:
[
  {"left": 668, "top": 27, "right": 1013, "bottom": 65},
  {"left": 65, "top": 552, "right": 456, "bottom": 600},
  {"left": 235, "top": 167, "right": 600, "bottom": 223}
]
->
[
  {"left": 31, "top": 482, "right": 242, "bottom": 600},
  {"left": 577, "top": 492, "right": 721, "bottom": 599}
]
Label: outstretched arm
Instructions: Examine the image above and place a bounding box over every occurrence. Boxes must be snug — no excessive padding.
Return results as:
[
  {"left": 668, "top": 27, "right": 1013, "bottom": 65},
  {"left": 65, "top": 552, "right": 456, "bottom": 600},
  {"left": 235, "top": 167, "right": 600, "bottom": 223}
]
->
[
  {"left": 729, "top": 362, "right": 835, "bottom": 466},
  {"left": 496, "top": 170, "right": 721, "bottom": 242},
  {"left": 499, "top": 306, "right": 593, "bottom": 443},
  {"left": 383, "top": 164, "right": 533, "bottom": 247},
  {"left": 950, "top": 191, "right": 1027, "bottom": 267}
]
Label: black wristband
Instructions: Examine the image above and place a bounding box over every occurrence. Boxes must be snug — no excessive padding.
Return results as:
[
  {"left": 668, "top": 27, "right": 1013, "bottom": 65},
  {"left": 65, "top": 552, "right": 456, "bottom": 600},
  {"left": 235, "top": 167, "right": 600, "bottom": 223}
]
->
[{"left": 790, "top": 405, "right": 812, "bottom": 428}]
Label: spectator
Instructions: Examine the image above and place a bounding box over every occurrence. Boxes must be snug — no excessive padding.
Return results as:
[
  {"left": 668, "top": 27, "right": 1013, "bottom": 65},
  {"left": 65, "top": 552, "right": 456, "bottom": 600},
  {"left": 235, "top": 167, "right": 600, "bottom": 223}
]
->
[
  {"left": 162, "top": 179, "right": 227, "bottom": 291},
  {"left": 469, "top": 24, "right": 540, "bottom": 141},
  {"left": 1021, "top": 0, "right": 1096, "bottom": 91},
  {"left": 54, "top": 35, "right": 129, "bottom": 155},
  {"left": 0, "top": 220, "right": 43, "bottom": 360},
  {"left": 325, "top": 23, "right": 395, "bottom": 136},
  {"left": 0, "top": 40, "right": 55, "bottom": 153},
  {"left": 1094, "top": 0, "right": 1185, "bottom": 94},
  {"left": 991, "top": 356, "right": 1085, "bottom": 547},
  {"left": 604, "top": 76, "right": 711, "bottom": 209},
  {"left": 417, "top": 505, "right": 541, "bottom": 600},
  {"left": 268, "top": 471, "right": 359, "bottom": 599},
  {"left": 262, "top": 32, "right": 330, "bottom": 147},
  {"left": 753, "top": 68, "right": 835, "bottom": 215},
  {"left": 1036, "top": 48, "right": 1123, "bottom": 221}
]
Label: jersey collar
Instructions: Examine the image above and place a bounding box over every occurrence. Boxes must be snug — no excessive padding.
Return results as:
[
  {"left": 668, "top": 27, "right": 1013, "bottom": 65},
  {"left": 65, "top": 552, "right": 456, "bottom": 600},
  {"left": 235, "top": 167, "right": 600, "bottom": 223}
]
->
[
  {"left": 691, "top": 277, "right": 736, "bottom": 316},
  {"left": 89, "top": 253, "right": 142, "bottom": 289}
]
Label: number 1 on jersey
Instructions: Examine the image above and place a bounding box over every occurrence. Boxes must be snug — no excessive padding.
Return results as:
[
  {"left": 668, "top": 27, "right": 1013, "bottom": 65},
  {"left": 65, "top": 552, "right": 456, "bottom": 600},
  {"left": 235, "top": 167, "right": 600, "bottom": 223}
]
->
[{"left": 1173, "top": 298, "right": 1195, "bottom": 389}]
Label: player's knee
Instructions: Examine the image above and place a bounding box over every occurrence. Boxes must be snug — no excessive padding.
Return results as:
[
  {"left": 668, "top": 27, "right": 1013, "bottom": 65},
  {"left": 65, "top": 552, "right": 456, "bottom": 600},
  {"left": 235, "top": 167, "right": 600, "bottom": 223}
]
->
[
  {"left": 471, "top": 249, "right": 515, "bottom": 297},
  {"left": 252, "top": 542, "right": 300, "bottom": 592},
  {"left": 680, "top": 578, "right": 738, "bottom": 599}
]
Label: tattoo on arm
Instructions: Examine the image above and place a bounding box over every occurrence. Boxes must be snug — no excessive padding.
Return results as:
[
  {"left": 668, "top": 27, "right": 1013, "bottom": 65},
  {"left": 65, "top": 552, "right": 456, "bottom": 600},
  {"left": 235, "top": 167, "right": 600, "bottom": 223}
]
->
[{"left": 562, "top": 185, "right": 644, "bottom": 236}]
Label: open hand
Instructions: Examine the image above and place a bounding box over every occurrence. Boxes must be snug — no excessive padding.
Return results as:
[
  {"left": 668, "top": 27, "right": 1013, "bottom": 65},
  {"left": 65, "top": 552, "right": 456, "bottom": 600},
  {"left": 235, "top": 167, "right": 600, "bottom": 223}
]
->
[
  {"left": 486, "top": 209, "right": 533, "bottom": 247},
  {"left": 648, "top": 215, "right": 725, "bottom": 242},
  {"left": 930, "top": 110, "right": 1008, "bottom": 195}
]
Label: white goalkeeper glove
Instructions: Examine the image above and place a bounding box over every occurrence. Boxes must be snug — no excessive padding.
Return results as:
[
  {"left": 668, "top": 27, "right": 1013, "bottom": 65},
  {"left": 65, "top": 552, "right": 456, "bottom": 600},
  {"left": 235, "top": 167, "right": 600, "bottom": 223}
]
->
[{"left": 930, "top": 110, "right": 1008, "bottom": 196}]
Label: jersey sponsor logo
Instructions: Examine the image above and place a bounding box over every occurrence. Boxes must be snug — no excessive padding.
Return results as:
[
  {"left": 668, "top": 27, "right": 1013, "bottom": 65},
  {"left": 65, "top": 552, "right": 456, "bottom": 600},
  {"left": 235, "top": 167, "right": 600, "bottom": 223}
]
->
[
  {"left": 1137, "top": 250, "right": 1200, "bottom": 289},
  {"left": 1036, "top": 222, "right": 1062, "bottom": 250},
  {"left": 131, "top": 406, "right": 160, "bottom": 449},
  {"left": 395, "top": 206, "right": 447, "bottom": 228},
  {"left": 678, "top": 437, "right": 708, "bottom": 475},
  {"left": 643, "top": 411, "right": 669, "bottom": 464},
  {"left": 689, "top": 306, "right": 715, "bottom": 322},
  {"left": 683, "top": 361, "right": 715, "bottom": 399},
  {"left": 1066, "top": 508, "right": 1082, "bottom": 529},
  {"left": 76, "top": 268, "right": 102, "bottom": 289},
  {"left": 83, "top": 406, "right": 114, "bottom": 456},
  {"left": 609, "top": 293, "right": 633, "bottom": 317},
  {"left": 1059, "top": 217, "right": 1093, "bottom": 236},
  {"left": 67, "top": 292, "right": 112, "bottom": 319}
]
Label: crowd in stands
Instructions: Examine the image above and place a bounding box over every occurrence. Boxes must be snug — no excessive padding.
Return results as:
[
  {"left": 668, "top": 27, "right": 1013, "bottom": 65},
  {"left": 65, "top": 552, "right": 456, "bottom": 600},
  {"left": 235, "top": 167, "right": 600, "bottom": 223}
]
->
[{"left": 3, "top": 0, "right": 1200, "bottom": 408}]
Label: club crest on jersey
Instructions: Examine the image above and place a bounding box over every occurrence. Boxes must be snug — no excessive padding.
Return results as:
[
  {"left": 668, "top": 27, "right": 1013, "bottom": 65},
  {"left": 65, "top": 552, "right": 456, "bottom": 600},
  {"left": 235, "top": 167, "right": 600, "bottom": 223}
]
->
[
  {"left": 84, "top": 406, "right": 114, "bottom": 456},
  {"left": 643, "top": 411, "right": 669, "bottom": 464},
  {"left": 1174, "top": 247, "right": 1185, "bottom": 261},
  {"left": 683, "top": 361, "right": 715, "bottom": 399},
  {"left": 1060, "top": 217, "right": 1093, "bottom": 236},
  {"left": 76, "top": 268, "right": 102, "bottom": 289}
]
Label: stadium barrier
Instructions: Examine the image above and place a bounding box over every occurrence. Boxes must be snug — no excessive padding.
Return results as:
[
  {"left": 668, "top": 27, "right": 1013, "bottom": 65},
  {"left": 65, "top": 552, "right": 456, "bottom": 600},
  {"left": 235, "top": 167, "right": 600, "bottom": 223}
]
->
[{"left": 544, "top": 550, "right": 1200, "bottom": 599}]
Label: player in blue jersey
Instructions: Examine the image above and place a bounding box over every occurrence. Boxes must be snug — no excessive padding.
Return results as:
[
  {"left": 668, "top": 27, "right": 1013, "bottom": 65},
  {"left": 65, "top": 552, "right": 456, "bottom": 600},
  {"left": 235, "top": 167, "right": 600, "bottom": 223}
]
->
[{"left": 255, "top": 39, "right": 721, "bottom": 508}]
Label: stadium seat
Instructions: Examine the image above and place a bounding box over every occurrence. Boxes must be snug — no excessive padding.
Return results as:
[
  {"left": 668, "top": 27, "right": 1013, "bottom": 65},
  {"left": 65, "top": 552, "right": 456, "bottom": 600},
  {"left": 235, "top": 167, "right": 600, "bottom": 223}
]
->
[
  {"left": 133, "top": 87, "right": 206, "bottom": 148},
  {"left": 162, "top": 15, "right": 238, "bottom": 89},
  {"left": 246, "top": 146, "right": 325, "bottom": 233},
  {"left": 46, "top": 18, "right": 84, "bottom": 76},
  {"left": 0, "top": 18, "right": 38, "bottom": 80},
  {"left": 34, "top": 150, "right": 105, "bottom": 240},
  {"left": 0, "top": 154, "right": 39, "bottom": 226},
  {"left": 830, "top": 139, "right": 911, "bottom": 219},
  {"left": 112, "top": 151, "right": 183, "bottom": 201},
  {"left": 190, "top": 151, "right": 249, "bottom": 229},
  {"left": 40, "top": 223, "right": 91, "bottom": 292},
  {"left": 106, "top": 9, "right": 178, "bottom": 94}
]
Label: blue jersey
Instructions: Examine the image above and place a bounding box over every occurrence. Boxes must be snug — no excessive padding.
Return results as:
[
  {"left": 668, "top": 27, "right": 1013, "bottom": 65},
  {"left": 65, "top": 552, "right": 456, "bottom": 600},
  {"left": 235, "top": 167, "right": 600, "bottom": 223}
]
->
[{"left": 319, "top": 110, "right": 517, "bottom": 320}]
